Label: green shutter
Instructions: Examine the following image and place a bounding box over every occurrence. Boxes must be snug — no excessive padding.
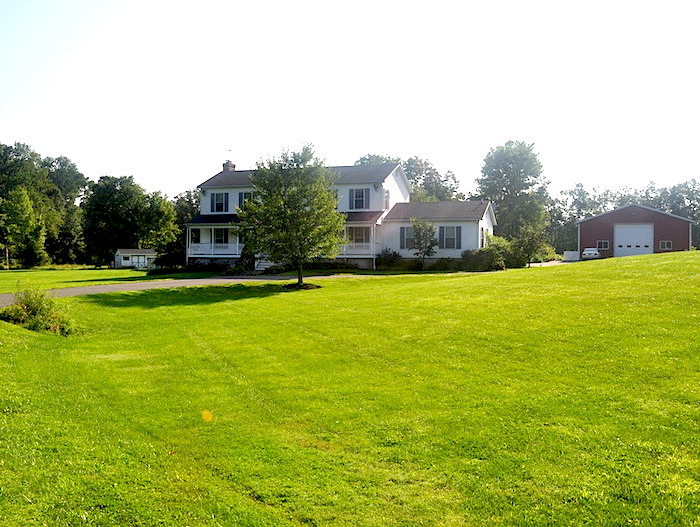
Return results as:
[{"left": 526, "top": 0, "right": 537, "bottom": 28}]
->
[
  {"left": 438, "top": 226, "right": 445, "bottom": 249},
  {"left": 400, "top": 227, "right": 405, "bottom": 249},
  {"left": 364, "top": 188, "right": 370, "bottom": 209},
  {"left": 456, "top": 226, "right": 462, "bottom": 249}
]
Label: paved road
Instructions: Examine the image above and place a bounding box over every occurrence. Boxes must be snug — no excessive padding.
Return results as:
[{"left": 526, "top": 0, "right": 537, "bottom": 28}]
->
[{"left": 0, "top": 276, "right": 290, "bottom": 307}]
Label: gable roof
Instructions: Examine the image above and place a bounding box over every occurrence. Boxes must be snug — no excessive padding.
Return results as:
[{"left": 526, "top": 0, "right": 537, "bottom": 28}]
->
[
  {"left": 576, "top": 203, "right": 694, "bottom": 224},
  {"left": 198, "top": 162, "right": 404, "bottom": 188},
  {"left": 384, "top": 201, "right": 494, "bottom": 222},
  {"left": 115, "top": 248, "right": 157, "bottom": 255}
]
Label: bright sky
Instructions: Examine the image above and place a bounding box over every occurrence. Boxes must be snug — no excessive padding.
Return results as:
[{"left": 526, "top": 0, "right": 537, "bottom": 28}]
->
[{"left": 1, "top": 0, "right": 698, "bottom": 199}]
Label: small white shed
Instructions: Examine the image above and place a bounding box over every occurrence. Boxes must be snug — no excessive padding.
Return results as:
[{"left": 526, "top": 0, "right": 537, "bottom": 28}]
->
[{"left": 114, "top": 249, "right": 157, "bottom": 269}]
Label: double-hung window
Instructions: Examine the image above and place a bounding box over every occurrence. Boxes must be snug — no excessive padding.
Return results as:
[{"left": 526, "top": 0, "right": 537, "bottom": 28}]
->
[
  {"left": 399, "top": 226, "right": 416, "bottom": 250},
  {"left": 660, "top": 240, "right": 673, "bottom": 250},
  {"left": 349, "top": 188, "right": 370, "bottom": 209},
  {"left": 238, "top": 192, "right": 252, "bottom": 209},
  {"left": 190, "top": 229, "right": 201, "bottom": 244},
  {"left": 438, "top": 226, "right": 462, "bottom": 249},
  {"left": 211, "top": 192, "right": 229, "bottom": 212}
]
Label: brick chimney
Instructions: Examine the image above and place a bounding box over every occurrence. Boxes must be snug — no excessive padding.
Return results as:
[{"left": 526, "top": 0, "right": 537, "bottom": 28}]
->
[{"left": 223, "top": 160, "right": 236, "bottom": 172}]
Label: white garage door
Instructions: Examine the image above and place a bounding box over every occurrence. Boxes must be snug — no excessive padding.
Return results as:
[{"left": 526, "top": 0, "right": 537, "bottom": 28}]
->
[{"left": 614, "top": 223, "right": 654, "bottom": 257}]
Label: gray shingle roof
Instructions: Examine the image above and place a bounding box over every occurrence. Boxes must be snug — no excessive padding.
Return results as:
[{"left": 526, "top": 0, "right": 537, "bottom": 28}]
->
[
  {"left": 186, "top": 214, "right": 240, "bottom": 225},
  {"left": 384, "top": 201, "right": 490, "bottom": 221},
  {"left": 345, "top": 211, "right": 384, "bottom": 223},
  {"left": 198, "top": 163, "right": 402, "bottom": 188},
  {"left": 116, "top": 249, "right": 157, "bottom": 255}
]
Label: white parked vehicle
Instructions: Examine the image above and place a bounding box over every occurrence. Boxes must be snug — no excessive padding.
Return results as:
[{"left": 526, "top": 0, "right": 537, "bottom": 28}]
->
[{"left": 581, "top": 248, "right": 601, "bottom": 259}]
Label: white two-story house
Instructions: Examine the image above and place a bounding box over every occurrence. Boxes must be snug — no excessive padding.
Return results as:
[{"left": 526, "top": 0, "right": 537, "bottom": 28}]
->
[{"left": 186, "top": 161, "right": 496, "bottom": 268}]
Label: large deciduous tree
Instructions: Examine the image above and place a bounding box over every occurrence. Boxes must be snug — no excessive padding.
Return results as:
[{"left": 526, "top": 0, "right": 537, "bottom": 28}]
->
[
  {"left": 238, "top": 146, "right": 345, "bottom": 286},
  {"left": 82, "top": 176, "right": 177, "bottom": 266},
  {"left": 0, "top": 187, "right": 49, "bottom": 267},
  {"left": 82, "top": 176, "right": 147, "bottom": 265},
  {"left": 157, "top": 189, "right": 201, "bottom": 268},
  {"left": 140, "top": 191, "right": 178, "bottom": 255},
  {"left": 475, "top": 141, "right": 549, "bottom": 241},
  {"left": 0, "top": 143, "right": 89, "bottom": 265}
]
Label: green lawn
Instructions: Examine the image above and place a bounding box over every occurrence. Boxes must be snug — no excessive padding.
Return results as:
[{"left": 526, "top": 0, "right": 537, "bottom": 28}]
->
[
  {"left": 0, "top": 267, "right": 221, "bottom": 294},
  {"left": 1, "top": 253, "right": 700, "bottom": 525}
]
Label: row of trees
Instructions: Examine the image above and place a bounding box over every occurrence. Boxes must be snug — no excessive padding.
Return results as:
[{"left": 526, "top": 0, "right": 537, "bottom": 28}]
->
[
  {"left": 0, "top": 143, "right": 196, "bottom": 268},
  {"left": 360, "top": 142, "right": 700, "bottom": 264}
]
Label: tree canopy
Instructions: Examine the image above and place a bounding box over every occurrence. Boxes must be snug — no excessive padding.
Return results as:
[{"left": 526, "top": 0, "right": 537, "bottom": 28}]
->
[
  {"left": 355, "top": 154, "right": 463, "bottom": 201},
  {"left": 238, "top": 146, "right": 345, "bottom": 286},
  {"left": 0, "top": 142, "right": 88, "bottom": 266},
  {"left": 475, "top": 141, "right": 549, "bottom": 241},
  {"left": 82, "top": 176, "right": 177, "bottom": 266}
]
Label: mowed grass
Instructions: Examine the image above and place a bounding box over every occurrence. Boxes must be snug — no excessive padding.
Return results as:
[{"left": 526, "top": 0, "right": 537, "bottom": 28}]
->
[
  {"left": 1, "top": 253, "right": 700, "bottom": 525},
  {"left": 0, "top": 267, "right": 221, "bottom": 294}
]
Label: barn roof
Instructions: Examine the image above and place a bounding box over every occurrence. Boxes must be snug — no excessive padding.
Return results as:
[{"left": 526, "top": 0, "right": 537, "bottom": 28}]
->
[{"left": 576, "top": 204, "right": 694, "bottom": 224}]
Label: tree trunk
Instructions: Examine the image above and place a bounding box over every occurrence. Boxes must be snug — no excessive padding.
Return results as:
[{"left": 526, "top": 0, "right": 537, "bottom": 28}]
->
[{"left": 297, "top": 265, "right": 303, "bottom": 285}]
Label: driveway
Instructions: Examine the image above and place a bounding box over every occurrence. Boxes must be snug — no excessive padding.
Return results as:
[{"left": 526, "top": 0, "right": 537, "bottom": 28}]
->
[{"left": 0, "top": 276, "right": 290, "bottom": 308}]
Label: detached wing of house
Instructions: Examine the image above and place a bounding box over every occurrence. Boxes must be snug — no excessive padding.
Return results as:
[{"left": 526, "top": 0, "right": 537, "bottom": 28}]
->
[{"left": 382, "top": 201, "right": 497, "bottom": 259}]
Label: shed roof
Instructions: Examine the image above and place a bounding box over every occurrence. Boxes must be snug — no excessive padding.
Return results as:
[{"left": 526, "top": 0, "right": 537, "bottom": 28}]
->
[
  {"left": 198, "top": 162, "right": 403, "bottom": 188},
  {"left": 186, "top": 213, "right": 240, "bottom": 225},
  {"left": 576, "top": 204, "right": 694, "bottom": 224},
  {"left": 345, "top": 211, "right": 384, "bottom": 223},
  {"left": 384, "top": 201, "right": 492, "bottom": 221}
]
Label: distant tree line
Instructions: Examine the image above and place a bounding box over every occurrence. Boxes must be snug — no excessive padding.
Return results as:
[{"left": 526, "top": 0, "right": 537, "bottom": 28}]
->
[
  {"left": 2, "top": 140, "right": 699, "bottom": 269},
  {"left": 359, "top": 143, "right": 700, "bottom": 263},
  {"left": 0, "top": 142, "right": 195, "bottom": 268}
]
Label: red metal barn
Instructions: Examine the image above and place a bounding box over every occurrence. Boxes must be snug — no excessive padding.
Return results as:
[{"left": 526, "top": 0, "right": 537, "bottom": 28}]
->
[{"left": 577, "top": 204, "right": 694, "bottom": 258}]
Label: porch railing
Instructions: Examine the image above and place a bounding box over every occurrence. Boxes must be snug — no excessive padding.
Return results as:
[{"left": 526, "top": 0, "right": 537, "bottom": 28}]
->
[
  {"left": 188, "top": 243, "right": 242, "bottom": 256},
  {"left": 339, "top": 242, "right": 379, "bottom": 256}
]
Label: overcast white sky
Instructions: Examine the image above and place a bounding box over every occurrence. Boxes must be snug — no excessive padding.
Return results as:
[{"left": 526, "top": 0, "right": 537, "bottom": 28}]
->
[{"left": 1, "top": 0, "right": 698, "bottom": 199}]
